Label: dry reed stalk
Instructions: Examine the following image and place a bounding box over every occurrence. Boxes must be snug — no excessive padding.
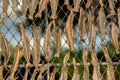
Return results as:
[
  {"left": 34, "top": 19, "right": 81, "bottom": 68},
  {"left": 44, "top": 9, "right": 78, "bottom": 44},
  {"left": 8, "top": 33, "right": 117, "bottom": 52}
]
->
[
  {"left": 73, "top": 0, "right": 81, "bottom": 12},
  {"left": 0, "top": 66, "right": 4, "bottom": 80},
  {"left": 52, "top": 20, "right": 61, "bottom": 57},
  {"left": 50, "top": 67, "right": 57, "bottom": 80},
  {"left": 88, "top": 11, "right": 95, "bottom": 50},
  {"left": 2, "top": 0, "right": 8, "bottom": 17},
  {"left": 85, "top": 0, "right": 92, "bottom": 9},
  {"left": 32, "top": 24, "right": 41, "bottom": 68},
  {"left": 12, "top": 0, "right": 18, "bottom": 16},
  {"left": 59, "top": 51, "right": 70, "bottom": 80},
  {"left": 109, "top": 22, "right": 119, "bottom": 54},
  {"left": 35, "top": 0, "right": 48, "bottom": 18},
  {"left": 117, "top": 7, "right": 120, "bottom": 29},
  {"left": 43, "top": 22, "right": 52, "bottom": 61},
  {"left": 0, "top": 33, "right": 10, "bottom": 68},
  {"left": 21, "top": 0, "right": 27, "bottom": 19},
  {"left": 50, "top": 0, "right": 58, "bottom": 19},
  {"left": 82, "top": 48, "right": 89, "bottom": 80},
  {"left": 102, "top": 45, "right": 115, "bottom": 80},
  {"left": 29, "top": 0, "right": 38, "bottom": 19},
  {"left": 64, "top": 11, "right": 74, "bottom": 51},
  {"left": 98, "top": 2, "right": 106, "bottom": 40},
  {"left": 17, "top": 23, "right": 31, "bottom": 67},
  {"left": 37, "top": 63, "right": 52, "bottom": 80},
  {"left": 91, "top": 51, "right": 102, "bottom": 80},
  {"left": 71, "top": 58, "right": 80, "bottom": 80},
  {"left": 107, "top": 0, "right": 116, "bottom": 16},
  {"left": 64, "top": 0, "right": 73, "bottom": 11},
  {"left": 7, "top": 45, "right": 22, "bottom": 80}
]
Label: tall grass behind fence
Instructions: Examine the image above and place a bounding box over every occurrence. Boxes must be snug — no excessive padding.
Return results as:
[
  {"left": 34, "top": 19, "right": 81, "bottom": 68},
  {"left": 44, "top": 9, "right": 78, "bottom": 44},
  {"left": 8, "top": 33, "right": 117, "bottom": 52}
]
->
[{"left": 0, "top": 0, "right": 120, "bottom": 80}]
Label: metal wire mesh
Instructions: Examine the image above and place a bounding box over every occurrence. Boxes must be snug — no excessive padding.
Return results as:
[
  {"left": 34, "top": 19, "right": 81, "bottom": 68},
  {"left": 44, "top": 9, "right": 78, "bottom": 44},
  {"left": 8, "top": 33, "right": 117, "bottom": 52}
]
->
[{"left": 0, "top": 0, "right": 120, "bottom": 80}]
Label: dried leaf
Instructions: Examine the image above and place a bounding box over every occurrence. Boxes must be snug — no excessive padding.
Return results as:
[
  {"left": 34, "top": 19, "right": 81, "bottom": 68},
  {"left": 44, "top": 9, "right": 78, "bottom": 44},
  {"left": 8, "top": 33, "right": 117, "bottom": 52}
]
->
[
  {"left": 50, "top": 0, "right": 58, "bottom": 19},
  {"left": 32, "top": 24, "right": 41, "bottom": 68},
  {"left": 23, "top": 67, "right": 29, "bottom": 80},
  {"left": 82, "top": 48, "right": 89, "bottom": 80},
  {"left": 78, "top": 7, "right": 84, "bottom": 43},
  {"left": 64, "top": 11, "right": 74, "bottom": 51},
  {"left": 59, "top": 52, "right": 70, "bottom": 80},
  {"left": 21, "top": 0, "right": 27, "bottom": 19},
  {"left": 78, "top": 7, "right": 84, "bottom": 28},
  {"left": 102, "top": 45, "right": 115, "bottom": 80},
  {"left": 17, "top": 23, "right": 31, "bottom": 67},
  {"left": 43, "top": 22, "right": 52, "bottom": 61},
  {"left": 72, "top": 58, "right": 80, "bottom": 80},
  {"left": 0, "top": 33, "right": 10, "bottom": 68},
  {"left": 99, "top": 0, "right": 104, "bottom": 7},
  {"left": 73, "top": 0, "right": 81, "bottom": 12},
  {"left": 37, "top": 63, "right": 52, "bottom": 80},
  {"left": 0, "top": 19, "right": 2, "bottom": 23},
  {"left": 37, "top": 73, "right": 42, "bottom": 80},
  {"left": 2, "top": 0, "right": 8, "bottom": 17},
  {"left": 0, "top": 66, "right": 4, "bottom": 80},
  {"left": 87, "top": 11, "right": 92, "bottom": 42},
  {"left": 88, "top": 11, "right": 95, "bottom": 50},
  {"left": 54, "top": 29, "right": 61, "bottom": 57},
  {"left": 117, "top": 7, "right": 120, "bottom": 29},
  {"left": 61, "top": 52, "right": 70, "bottom": 79},
  {"left": 12, "top": 0, "right": 18, "bottom": 16},
  {"left": 82, "top": 17, "right": 86, "bottom": 38},
  {"left": 109, "top": 22, "right": 119, "bottom": 54},
  {"left": 30, "top": 68, "right": 37, "bottom": 80},
  {"left": 85, "top": 0, "right": 92, "bottom": 9},
  {"left": 35, "top": 0, "right": 48, "bottom": 18},
  {"left": 50, "top": 67, "right": 57, "bottom": 80},
  {"left": 53, "top": 20, "right": 61, "bottom": 57},
  {"left": 78, "top": 7, "right": 86, "bottom": 44},
  {"left": 31, "top": 24, "right": 41, "bottom": 80},
  {"left": 98, "top": 6, "right": 106, "bottom": 40},
  {"left": 29, "top": 0, "right": 38, "bottom": 19},
  {"left": 7, "top": 45, "right": 22, "bottom": 80},
  {"left": 91, "top": 51, "right": 102, "bottom": 80},
  {"left": 64, "top": 0, "right": 73, "bottom": 11},
  {"left": 108, "top": 0, "right": 116, "bottom": 16}
]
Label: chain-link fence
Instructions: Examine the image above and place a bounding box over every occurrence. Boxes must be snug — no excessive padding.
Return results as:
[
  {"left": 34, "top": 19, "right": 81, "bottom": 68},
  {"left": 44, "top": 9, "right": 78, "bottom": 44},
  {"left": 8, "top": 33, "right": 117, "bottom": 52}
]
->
[{"left": 0, "top": 0, "right": 120, "bottom": 80}]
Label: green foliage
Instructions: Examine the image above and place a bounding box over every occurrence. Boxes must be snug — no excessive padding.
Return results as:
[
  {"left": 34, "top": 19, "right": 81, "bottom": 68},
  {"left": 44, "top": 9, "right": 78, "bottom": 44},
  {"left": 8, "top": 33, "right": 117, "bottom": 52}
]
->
[{"left": 5, "top": 41, "right": 120, "bottom": 79}]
